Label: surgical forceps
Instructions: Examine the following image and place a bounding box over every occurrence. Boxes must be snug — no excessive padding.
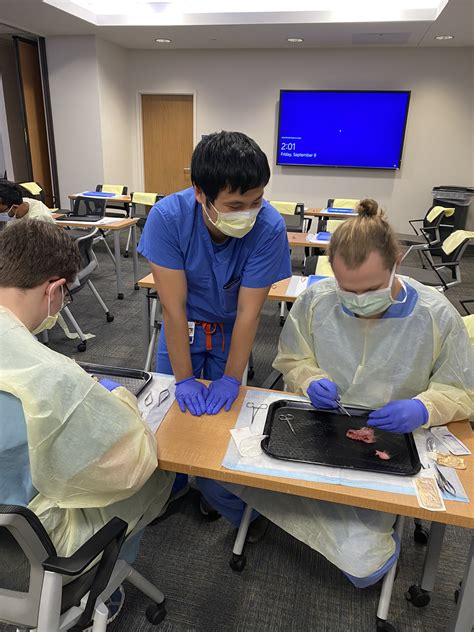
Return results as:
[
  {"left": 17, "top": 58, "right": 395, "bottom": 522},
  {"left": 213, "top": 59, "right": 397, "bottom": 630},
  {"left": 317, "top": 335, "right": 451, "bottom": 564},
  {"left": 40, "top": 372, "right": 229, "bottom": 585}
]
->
[
  {"left": 279, "top": 413, "right": 296, "bottom": 435},
  {"left": 246, "top": 401, "right": 268, "bottom": 426}
]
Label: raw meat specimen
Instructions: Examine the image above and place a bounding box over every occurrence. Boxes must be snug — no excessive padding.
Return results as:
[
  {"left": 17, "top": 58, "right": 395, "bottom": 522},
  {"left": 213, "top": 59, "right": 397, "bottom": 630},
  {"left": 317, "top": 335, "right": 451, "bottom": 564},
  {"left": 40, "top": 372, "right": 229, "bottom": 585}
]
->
[
  {"left": 346, "top": 427, "right": 376, "bottom": 444},
  {"left": 375, "top": 449, "right": 391, "bottom": 461}
]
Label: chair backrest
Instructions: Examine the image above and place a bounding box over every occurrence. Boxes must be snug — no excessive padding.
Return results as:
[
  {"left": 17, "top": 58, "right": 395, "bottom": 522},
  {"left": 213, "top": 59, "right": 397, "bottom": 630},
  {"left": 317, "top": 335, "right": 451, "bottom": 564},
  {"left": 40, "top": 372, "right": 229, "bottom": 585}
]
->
[
  {"left": 327, "top": 198, "right": 359, "bottom": 209},
  {"left": 96, "top": 184, "right": 128, "bottom": 195},
  {"left": 440, "top": 233, "right": 472, "bottom": 264},
  {"left": 69, "top": 230, "right": 99, "bottom": 291},
  {"left": 0, "top": 504, "right": 55, "bottom": 628},
  {"left": 270, "top": 201, "right": 304, "bottom": 232},
  {"left": 19, "top": 182, "right": 46, "bottom": 204},
  {"left": 131, "top": 192, "right": 164, "bottom": 219},
  {"left": 73, "top": 196, "right": 107, "bottom": 219}
]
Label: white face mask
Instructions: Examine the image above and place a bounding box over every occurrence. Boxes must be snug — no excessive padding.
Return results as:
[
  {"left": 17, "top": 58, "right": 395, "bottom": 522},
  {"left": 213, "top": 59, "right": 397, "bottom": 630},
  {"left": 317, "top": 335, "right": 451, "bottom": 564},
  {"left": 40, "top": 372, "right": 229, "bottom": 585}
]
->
[
  {"left": 336, "top": 265, "right": 405, "bottom": 317},
  {"left": 32, "top": 285, "right": 65, "bottom": 335},
  {"left": 204, "top": 200, "right": 261, "bottom": 238}
]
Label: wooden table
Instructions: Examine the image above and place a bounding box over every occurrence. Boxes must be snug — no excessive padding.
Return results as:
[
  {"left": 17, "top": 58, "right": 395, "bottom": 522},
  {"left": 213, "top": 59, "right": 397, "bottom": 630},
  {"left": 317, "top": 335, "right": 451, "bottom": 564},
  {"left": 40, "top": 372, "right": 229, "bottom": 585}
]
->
[
  {"left": 288, "top": 231, "right": 329, "bottom": 250},
  {"left": 268, "top": 277, "right": 293, "bottom": 303},
  {"left": 155, "top": 386, "right": 474, "bottom": 630},
  {"left": 57, "top": 217, "right": 139, "bottom": 299},
  {"left": 305, "top": 208, "right": 357, "bottom": 231}
]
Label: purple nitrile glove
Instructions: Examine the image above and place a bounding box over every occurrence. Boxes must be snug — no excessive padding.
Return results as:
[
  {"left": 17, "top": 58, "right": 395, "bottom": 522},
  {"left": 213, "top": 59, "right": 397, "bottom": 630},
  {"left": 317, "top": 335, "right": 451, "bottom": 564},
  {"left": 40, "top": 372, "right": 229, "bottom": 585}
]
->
[
  {"left": 99, "top": 378, "right": 122, "bottom": 392},
  {"left": 206, "top": 376, "right": 241, "bottom": 415},
  {"left": 307, "top": 378, "right": 339, "bottom": 409},
  {"left": 368, "top": 399, "right": 428, "bottom": 433},
  {"left": 175, "top": 377, "right": 208, "bottom": 416}
]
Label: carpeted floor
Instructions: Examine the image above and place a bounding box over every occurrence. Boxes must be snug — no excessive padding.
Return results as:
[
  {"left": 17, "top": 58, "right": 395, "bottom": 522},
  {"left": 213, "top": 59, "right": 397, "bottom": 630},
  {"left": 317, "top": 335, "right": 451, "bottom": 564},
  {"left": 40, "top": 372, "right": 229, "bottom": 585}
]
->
[{"left": 1, "top": 231, "right": 472, "bottom": 632}]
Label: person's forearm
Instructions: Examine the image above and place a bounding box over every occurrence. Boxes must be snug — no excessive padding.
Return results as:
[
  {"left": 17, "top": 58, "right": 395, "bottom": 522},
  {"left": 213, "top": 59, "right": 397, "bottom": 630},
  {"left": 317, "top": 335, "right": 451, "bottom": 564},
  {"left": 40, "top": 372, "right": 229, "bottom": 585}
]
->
[
  {"left": 224, "top": 313, "right": 260, "bottom": 381},
  {"left": 162, "top": 306, "right": 193, "bottom": 381}
]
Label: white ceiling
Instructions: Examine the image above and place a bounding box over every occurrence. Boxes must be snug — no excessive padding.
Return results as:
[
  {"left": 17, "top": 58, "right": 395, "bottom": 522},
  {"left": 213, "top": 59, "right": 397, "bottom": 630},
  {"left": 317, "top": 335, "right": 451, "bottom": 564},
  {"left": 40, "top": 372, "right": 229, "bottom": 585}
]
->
[{"left": 0, "top": 0, "right": 472, "bottom": 48}]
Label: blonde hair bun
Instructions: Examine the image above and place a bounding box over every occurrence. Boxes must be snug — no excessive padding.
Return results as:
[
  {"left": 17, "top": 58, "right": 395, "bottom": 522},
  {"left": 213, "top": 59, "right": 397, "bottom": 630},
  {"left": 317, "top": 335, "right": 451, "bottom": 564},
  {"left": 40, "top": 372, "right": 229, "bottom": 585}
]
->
[{"left": 356, "top": 198, "right": 379, "bottom": 218}]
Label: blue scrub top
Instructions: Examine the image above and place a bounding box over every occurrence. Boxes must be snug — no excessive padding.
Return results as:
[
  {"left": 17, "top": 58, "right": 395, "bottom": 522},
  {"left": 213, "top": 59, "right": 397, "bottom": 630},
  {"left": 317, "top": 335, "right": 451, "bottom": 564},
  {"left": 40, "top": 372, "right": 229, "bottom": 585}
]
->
[{"left": 138, "top": 188, "right": 292, "bottom": 323}]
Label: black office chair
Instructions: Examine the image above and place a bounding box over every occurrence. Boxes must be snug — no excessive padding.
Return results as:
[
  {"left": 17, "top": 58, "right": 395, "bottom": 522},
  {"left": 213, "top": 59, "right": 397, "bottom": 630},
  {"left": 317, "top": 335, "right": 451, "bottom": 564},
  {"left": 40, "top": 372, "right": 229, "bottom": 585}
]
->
[
  {"left": 0, "top": 505, "right": 167, "bottom": 631},
  {"left": 270, "top": 201, "right": 305, "bottom": 232},
  {"left": 61, "top": 229, "right": 114, "bottom": 352},
  {"left": 18, "top": 181, "right": 46, "bottom": 203},
  {"left": 399, "top": 235, "right": 471, "bottom": 292},
  {"left": 96, "top": 184, "right": 130, "bottom": 218},
  {"left": 460, "top": 300, "right": 473, "bottom": 315},
  {"left": 397, "top": 205, "right": 456, "bottom": 256}
]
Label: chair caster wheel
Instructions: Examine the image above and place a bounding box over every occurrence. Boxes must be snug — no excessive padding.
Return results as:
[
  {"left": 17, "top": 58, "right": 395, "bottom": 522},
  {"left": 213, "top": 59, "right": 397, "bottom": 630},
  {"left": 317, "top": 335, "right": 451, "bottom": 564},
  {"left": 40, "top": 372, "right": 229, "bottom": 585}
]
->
[
  {"left": 229, "top": 553, "right": 246, "bottom": 572},
  {"left": 247, "top": 369, "right": 255, "bottom": 380},
  {"left": 134, "top": 283, "right": 140, "bottom": 290},
  {"left": 77, "top": 342, "right": 87, "bottom": 352},
  {"left": 123, "top": 251, "right": 129, "bottom": 259},
  {"left": 117, "top": 293, "right": 124, "bottom": 300},
  {"left": 279, "top": 317, "right": 285, "bottom": 326},
  {"left": 106, "top": 313, "right": 114, "bottom": 322},
  {"left": 146, "top": 600, "right": 167, "bottom": 625},
  {"left": 414, "top": 524, "right": 429, "bottom": 544},
  {"left": 405, "top": 585, "right": 430, "bottom": 607},
  {"left": 376, "top": 617, "right": 396, "bottom": 632}
]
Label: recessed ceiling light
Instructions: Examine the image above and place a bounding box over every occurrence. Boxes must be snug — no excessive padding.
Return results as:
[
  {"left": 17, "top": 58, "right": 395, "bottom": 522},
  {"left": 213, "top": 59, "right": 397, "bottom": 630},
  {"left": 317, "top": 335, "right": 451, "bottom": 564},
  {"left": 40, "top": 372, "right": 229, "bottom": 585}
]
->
[
  {"left": 155, "top": 38, "right": 172, "bottom": 43},
  {"left": 287, "top": 37, "right": 304, "bottom": 43},
  {"left": 434, "top": 35, "right": 454, "bottom": 40}
]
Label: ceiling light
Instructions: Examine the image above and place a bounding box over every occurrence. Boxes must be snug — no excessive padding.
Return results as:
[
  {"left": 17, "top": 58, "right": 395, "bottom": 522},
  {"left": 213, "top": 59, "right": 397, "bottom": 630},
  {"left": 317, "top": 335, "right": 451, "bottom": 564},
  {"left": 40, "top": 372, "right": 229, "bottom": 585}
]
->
[
  {"left": 287, "top": 37, "right": 304, "bottom": 43},
  {"left": 155, "top": 37, "right": 172, "bottom": 43},
  {"left": 434, "top": 35, "right": 454, "bottom": 40}
]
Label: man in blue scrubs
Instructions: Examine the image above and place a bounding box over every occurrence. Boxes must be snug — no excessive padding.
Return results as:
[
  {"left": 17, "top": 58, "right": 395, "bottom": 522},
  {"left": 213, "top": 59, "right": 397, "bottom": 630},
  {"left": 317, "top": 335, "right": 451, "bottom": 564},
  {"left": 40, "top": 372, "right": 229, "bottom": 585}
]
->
[{"left": 139, "top": 131, "right": 291, "bottom": 417}]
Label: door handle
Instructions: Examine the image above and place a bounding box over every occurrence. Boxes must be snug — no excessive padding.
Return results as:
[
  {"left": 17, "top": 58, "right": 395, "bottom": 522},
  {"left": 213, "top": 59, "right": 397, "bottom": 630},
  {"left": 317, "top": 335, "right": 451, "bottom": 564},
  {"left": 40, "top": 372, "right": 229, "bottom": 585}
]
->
[{"left": 183, "top": 167, "right": 191, "bottom": 174}]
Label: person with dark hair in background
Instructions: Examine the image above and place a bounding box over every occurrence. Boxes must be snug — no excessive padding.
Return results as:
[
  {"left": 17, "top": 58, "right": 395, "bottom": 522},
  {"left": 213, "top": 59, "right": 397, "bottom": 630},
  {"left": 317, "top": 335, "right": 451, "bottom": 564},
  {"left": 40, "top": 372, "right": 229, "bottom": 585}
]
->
[
  {"left": 139, "top": 131, "right": 291, "bottom": 417},
  {"left": 0, "top": 179, "right": 54, "bottom": 223}
]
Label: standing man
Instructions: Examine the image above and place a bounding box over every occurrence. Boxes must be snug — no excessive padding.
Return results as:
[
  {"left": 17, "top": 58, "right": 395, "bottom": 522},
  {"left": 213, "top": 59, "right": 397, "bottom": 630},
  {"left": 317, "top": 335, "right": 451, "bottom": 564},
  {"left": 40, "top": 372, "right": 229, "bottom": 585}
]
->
[{"left": 139, "top": 131, "right": 291, "bottom": 416}]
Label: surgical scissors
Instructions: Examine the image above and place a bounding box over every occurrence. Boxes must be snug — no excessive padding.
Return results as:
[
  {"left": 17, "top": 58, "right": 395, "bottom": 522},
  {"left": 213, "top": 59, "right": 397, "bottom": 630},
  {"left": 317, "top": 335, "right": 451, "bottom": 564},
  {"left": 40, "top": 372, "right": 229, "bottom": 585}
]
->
[
  {"left": 426, "top": 436, "right": 457, "bottom": 497},
  {"left": 246, "top": 401, "right": 268, "bottom": 426},
  {"left": 278, "top": 413, "right": 296, "bottom": 435}
]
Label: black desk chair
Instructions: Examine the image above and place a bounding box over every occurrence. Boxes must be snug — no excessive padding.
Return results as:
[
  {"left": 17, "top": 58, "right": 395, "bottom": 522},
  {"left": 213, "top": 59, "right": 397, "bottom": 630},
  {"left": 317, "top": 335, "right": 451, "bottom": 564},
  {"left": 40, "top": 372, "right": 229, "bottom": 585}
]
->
[
  {"left": 61, "top": 229, "right": 114, "bottom": 352},
  {"left": 270, "top": 200, "right": 305, "bottom": 232},
  {"left": 0, "top": 505, "right": 166, "bottom": 631},
  {"left": 96, "top": 184, "right": 130, "bottom": 219}
]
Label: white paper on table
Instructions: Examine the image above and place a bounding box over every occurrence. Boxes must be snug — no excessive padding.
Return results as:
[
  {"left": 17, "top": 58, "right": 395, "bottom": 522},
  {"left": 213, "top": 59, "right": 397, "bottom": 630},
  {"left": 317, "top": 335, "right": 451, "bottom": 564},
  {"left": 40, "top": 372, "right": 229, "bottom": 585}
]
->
[
  {"left": 138, "top": 373, "right": 176, "bottom": 433},
  {"left": 57, "top": 216, "right": 121, "bottom": 226},
  {"left": 222, "top": 390, "right": 468, "bottom": 501},
  {"left": 286, "top": 275, "right": 308, "bottom": 297},
  {"left": 306, "top": 234, "right": 329, "bottom": 245}
]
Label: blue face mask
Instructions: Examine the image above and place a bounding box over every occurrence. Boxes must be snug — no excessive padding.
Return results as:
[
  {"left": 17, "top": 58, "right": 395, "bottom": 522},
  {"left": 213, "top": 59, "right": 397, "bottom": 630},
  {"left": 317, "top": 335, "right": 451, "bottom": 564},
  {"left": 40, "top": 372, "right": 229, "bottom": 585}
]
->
[{"left": 336, "top": 265, "right": 405, "bottom": 317}]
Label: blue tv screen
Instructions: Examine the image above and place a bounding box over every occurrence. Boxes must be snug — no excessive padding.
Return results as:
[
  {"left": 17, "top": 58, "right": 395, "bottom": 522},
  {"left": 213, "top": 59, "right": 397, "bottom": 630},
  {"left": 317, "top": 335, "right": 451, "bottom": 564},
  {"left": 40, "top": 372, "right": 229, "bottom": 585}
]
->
[{"left": 276, "top": 90, "right": 411, "bottom": 170}]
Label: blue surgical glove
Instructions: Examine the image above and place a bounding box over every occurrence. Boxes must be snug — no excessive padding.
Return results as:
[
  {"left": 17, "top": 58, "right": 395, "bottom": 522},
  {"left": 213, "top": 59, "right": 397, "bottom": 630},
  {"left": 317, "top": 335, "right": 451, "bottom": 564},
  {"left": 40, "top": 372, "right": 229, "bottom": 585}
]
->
[
  {"left": 307, "top": 378, "right": 339, "bottom": 409},
  {"left": 368, "top": 399, "right": 428, "bottom": 433},
  {"left": 175, "top": 377, "right": 208, "bottom": 416},
  {"left": 206, "top": 376, "right": 241, "bottom": 415},
  {"left": 99, "top": 378, "right": 122, "bottom": 392}
]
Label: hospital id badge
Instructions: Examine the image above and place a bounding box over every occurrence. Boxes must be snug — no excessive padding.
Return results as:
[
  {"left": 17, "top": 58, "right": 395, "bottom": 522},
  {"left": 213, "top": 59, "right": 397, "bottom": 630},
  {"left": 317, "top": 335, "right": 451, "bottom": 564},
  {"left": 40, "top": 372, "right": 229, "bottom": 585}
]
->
[{"left": 188, "top": 321, "right": 195, "bottom": 345}]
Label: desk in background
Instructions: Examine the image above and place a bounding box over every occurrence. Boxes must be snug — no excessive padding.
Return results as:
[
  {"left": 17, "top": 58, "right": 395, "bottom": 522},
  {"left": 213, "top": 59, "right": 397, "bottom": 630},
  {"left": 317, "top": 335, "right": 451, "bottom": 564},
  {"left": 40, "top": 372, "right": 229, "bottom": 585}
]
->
[
  {"left": 57, "top": 217, "right": 139, "bottom": 299},
  {"left": 156, "top": 387, "right": 473, "bottom": 631}
]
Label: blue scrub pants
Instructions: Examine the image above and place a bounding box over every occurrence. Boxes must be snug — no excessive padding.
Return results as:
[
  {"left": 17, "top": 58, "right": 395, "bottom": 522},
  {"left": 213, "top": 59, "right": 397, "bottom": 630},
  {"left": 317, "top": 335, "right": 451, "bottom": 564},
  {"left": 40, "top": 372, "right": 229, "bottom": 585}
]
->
[
  {"left": 156, "top": 321, "right": 234, "bottom": 380},
  {"left": 195, "top": 478, "right": 399, "bottom": 588},
  {"left": 196, "top": 477, "right": 259, "bottom": 528}
]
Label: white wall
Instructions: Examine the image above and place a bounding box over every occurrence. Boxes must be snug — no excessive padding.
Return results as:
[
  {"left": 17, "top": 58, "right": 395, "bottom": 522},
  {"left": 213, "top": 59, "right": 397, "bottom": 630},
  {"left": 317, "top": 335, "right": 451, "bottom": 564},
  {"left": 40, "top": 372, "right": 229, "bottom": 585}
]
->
[
  {"left": 96, "top": 39, "right": 132, "bottom": 186},
  {"left": 46, "top": 36, "right": 104, "bottom": 204},
  {"left": 128, "top": 47, "right": 473, "bottom": 231}
]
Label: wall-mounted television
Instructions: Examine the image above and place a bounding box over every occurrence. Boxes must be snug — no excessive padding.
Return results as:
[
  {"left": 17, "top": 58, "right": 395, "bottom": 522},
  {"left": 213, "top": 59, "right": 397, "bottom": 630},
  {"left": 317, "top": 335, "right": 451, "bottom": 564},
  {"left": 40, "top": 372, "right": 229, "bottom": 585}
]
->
[{"left": 276, "top": 90, "right": 411, "bottom": 170}]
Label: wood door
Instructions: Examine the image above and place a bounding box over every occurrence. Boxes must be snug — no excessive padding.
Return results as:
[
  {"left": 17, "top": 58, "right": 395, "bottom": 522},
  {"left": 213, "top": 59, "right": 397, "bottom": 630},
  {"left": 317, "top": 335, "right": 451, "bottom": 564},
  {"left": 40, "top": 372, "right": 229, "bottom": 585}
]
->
[
  {"left": 142, "top": 94, "right": 193, "bottom": 195},
  {"left": 15, "top": 38, "right": 53, "bottom": 204}
]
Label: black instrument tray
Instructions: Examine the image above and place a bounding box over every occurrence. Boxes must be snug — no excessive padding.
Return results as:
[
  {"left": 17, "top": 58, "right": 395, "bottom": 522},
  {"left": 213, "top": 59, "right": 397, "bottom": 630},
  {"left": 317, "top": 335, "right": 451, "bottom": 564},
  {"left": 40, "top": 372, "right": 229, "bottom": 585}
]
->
[
  {"left": 261, "top": 400, "right": 421, "bottom": 476},
  {"left": 78, "top": 362, "right": 152, "bottom": 397}
]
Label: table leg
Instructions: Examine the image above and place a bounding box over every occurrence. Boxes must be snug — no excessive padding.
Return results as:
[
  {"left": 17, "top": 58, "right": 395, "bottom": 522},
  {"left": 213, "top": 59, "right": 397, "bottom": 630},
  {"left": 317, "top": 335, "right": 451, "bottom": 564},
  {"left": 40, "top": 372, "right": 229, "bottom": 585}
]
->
[
  {"left": 449, "top": 534, "right": 474, "bottom": 632},
  {"left": 230, "top": 504, "right": 253, "bottom": 572},
  {"left": 420, "top": 522, "right": 445, "bottom": 592},
  {"left": 113, "top": 229, "right": 124, "bottom": 299},
  {"left": 406, "top": 521, "right": 445, "bottom": 608},
  {"left": 132, "top": 224, "right": 139, "bottom": 290},
  {"left": 142, "top": 289, "right": 151, "bottom": 363}
]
